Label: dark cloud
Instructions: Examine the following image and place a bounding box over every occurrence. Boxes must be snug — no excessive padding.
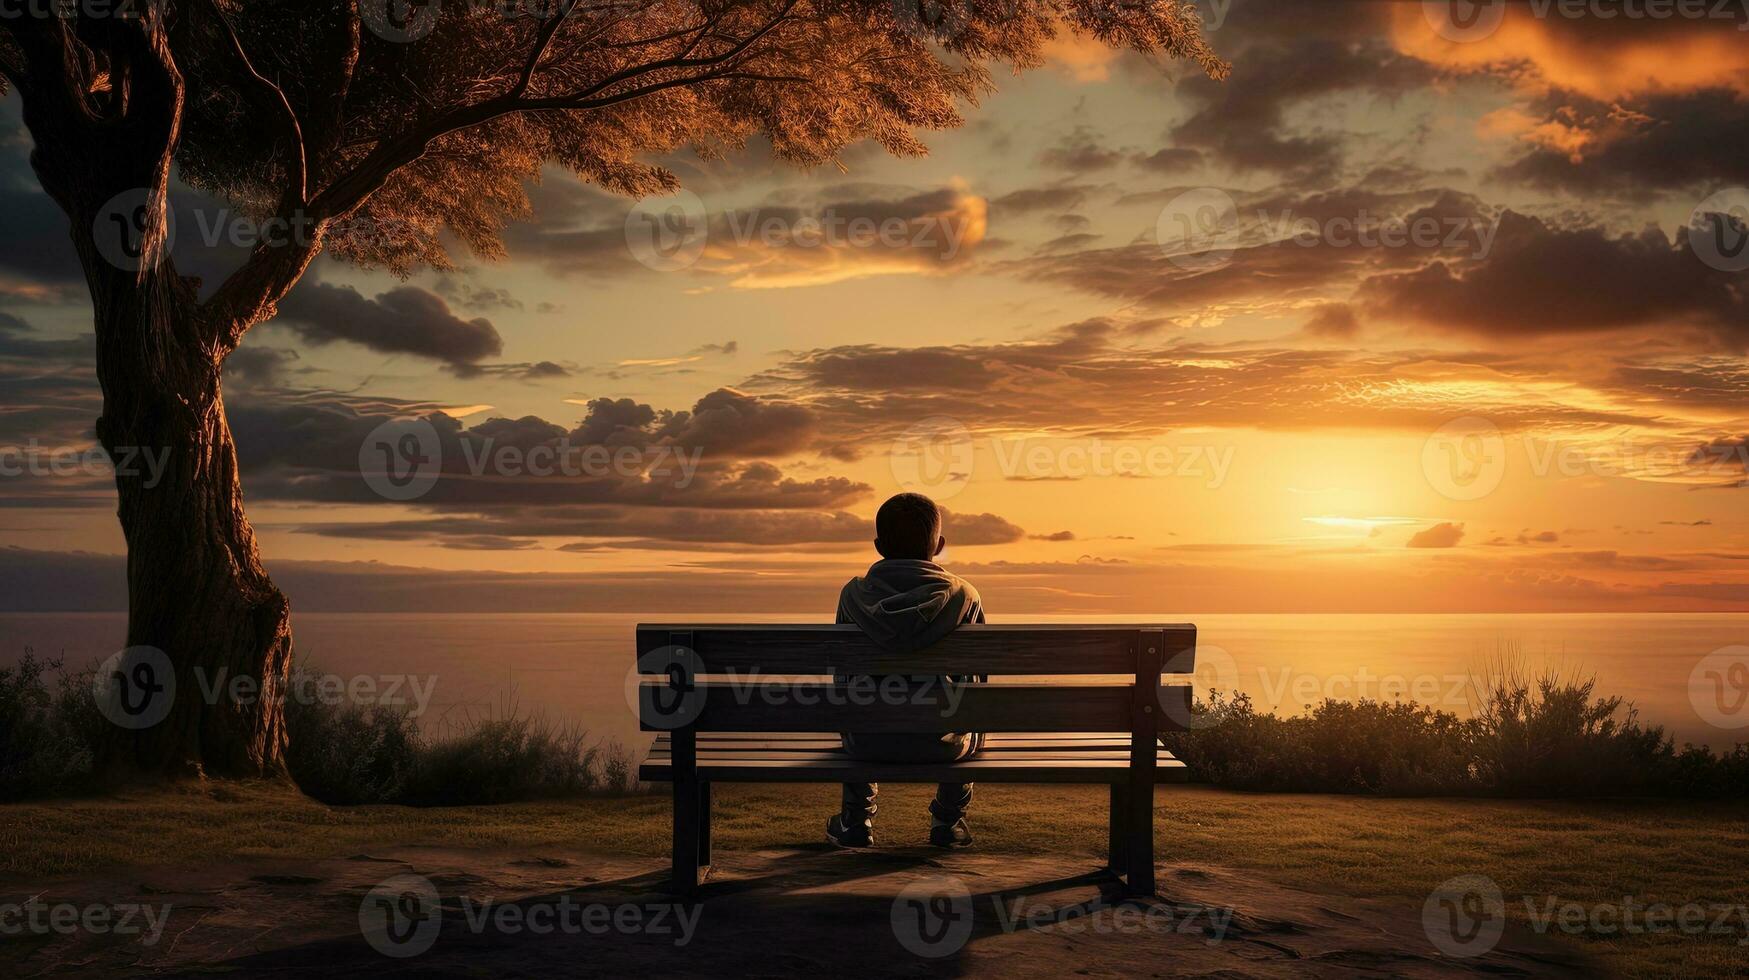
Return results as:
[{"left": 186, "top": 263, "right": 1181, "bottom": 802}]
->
[
  {"left": 990, "top": 185, "right": 1097, "bottom": 217},
  {"left": 1496, "top": 89, "right": 1749, "bottom": 196},
  {"left": 1407, "top": 523, "right": 1465, "bottom": 548},
  {"left": 757, "top": 319, "right": 1659, "bottom": 446},
  {"left": 1358, "top": 211, "right": 1749, "bottom": 346},
  {"left": 273, "top": 282, "right": 504, "bottom": 366},
  {"left": 1168, "top": 38, "right": 1434, "bottom": 180},
  {"left": 1303, "top": 303, "right": 1360, "bottom": 338},
  {"left": 223, "top": 346, "right": 303, "bottom": 387},
  {"left": 1038, "top": 127, "right": 1125, "bottom": 172}
]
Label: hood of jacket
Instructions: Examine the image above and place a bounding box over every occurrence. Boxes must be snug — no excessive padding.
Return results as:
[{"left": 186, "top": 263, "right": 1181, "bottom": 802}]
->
[{"left": 837, "top": 559, "right": 980, "bottom": 654}]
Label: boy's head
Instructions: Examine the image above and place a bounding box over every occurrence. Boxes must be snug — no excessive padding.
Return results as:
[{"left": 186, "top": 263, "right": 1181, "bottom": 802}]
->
[{"left": 874, "top": 492, "right": 945, "bottom": 561}]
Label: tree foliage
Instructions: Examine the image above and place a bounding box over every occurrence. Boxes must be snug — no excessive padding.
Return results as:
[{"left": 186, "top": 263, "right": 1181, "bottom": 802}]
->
[{"left": 8, "top": 0, "right": 1225, "bottom": 292}]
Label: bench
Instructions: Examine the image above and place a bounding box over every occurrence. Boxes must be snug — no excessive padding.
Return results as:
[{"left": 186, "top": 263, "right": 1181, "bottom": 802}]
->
[{"left": 634, "top": 623, "right": 1198, "bottom": 896}]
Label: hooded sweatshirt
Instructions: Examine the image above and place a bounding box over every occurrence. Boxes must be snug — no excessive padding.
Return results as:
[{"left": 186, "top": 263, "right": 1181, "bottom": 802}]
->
[
  {"left": 835, "top": 559, "right": 984, "bottom": 653},
  {"left": 836, "top": 559, "right": 985, "bottom": 762}
]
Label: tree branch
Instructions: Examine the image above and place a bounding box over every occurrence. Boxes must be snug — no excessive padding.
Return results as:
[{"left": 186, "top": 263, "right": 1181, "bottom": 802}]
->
[
  {"left": 507, "top": 0, "right": 580, "bottom": 100},
  {"left": 203, "top": 0, "right": 308, "bottom": 207},
  {"left": 313, "top": 0, "right": 804, "bottom": 219}
]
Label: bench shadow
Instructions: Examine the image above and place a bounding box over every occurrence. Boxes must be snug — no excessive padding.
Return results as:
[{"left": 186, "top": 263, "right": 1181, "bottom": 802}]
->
[{"left": 173, "top": 850, "right": 1144, "bottom": 979}]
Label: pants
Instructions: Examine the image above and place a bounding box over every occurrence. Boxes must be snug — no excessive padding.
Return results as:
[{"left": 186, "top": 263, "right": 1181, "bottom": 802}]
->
[{"left": 838, "top": 731, "right": 984, "bottom": 825}]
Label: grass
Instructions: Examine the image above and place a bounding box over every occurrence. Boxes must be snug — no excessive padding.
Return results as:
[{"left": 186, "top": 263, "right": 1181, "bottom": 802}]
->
[{"left": 3, "top": 781, "right": 1746, "bottom": 977}]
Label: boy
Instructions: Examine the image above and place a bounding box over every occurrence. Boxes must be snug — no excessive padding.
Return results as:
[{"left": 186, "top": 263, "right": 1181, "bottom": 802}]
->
[{"left": 826, "top": 492, "right": 984, "bottom": 849}]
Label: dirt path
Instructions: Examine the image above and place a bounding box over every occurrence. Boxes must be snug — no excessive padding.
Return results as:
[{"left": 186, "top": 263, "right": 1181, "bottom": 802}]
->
[{"left": 1, "top": 845, "right": 1593, "bottom": 977}]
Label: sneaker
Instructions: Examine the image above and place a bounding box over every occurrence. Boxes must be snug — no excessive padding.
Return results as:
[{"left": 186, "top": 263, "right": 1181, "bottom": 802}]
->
[
  {"left": 928, "top": 817, "right": 973, "bottom": 848},
  {"left": 826, "top": 814, "right": 873, "bottom": 848}
]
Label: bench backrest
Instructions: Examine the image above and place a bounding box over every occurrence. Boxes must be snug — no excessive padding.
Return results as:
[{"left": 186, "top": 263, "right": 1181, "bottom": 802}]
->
[{"left": 633, "top": 624, "right": 1197, "bottom": 735}]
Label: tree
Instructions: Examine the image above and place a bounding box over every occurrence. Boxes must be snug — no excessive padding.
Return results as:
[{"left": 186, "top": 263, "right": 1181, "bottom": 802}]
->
[{"left": 0, "top": 0, "right": 1224, "bottom": 778}]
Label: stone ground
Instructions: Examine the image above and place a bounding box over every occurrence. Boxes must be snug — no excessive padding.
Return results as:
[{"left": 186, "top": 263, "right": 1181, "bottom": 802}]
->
[{"left": 1, "top": 844, "right": 1593, "bottom": 978}]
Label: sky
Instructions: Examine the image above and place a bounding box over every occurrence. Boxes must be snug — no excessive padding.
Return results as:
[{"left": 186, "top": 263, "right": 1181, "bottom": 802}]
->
[{"left": 2, "top": 0, "right": 1747, "bottom": 614}]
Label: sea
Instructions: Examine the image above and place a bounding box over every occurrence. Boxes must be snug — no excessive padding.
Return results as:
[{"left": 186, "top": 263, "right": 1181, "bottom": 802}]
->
[{"left": 3, "top": 612, "right": 1746, "bottom": 755}]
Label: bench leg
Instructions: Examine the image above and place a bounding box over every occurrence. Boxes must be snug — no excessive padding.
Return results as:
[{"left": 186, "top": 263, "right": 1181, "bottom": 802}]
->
[
  {"left": 1107, "top": 783, "right": 1127, "bottom": 871},
  {"left": 1123, "top": 778, "right": 1155, "bottom": 896},
  {"left": 698, "top": 781, "right": 712, "bottom": 868},
  {"left": 672, "top": 733, "right": 700, "bottom": 895}
]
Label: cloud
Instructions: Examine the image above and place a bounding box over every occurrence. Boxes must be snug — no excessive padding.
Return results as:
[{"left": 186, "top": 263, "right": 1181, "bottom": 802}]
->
[
  {"left": 273, "top": 282, "right": 504, "bottom": 366},
  {"left": 508, "top": 184, "right": 987, "bottom": 289},
  {"left": 1408, "top": 522, "right": 1466, "bottom": 548},
  {"left": 1358, "top": 211, "right": 1749, "bottom": 346},
  {"left": 1493, "top": 88, "right": 1749, "bottom": 196}
]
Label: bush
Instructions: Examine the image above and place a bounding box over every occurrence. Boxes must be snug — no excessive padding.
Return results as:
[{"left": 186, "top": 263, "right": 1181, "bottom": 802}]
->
[
  {"left": 1163, "top": 667, "right": 1749, "bottom": 799},
  {"left": 280, "top": 665, "right": 635, "bottom": 806},
  {"left": 0, "top": 651, "right": 102, "bottom": 801},
  {"left": 1, "top": 652, "right": 637, "bottom": 806}
]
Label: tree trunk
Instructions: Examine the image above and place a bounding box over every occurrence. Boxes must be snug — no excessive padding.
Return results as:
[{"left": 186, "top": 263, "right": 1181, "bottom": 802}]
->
[
  {"left": 93, "top": 272, "right": 294, "bottom": 778},
  {"left": 11, "top": 10, "right": 294, "bottom": 778}
]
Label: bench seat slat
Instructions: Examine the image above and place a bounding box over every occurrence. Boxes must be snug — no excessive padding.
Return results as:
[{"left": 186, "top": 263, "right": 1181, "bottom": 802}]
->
[
  {"left": 639, "top": 755, "right": 1189, "bottom": 784},
  {"left": 649, "top": 734, "right": 1150, "bottom": 753},
  {"left": 641, "top": 681, "right": 1192, "bottom": 733},
  {"left": 641, "top": 731, "right": 1187, "bottom": 783}
]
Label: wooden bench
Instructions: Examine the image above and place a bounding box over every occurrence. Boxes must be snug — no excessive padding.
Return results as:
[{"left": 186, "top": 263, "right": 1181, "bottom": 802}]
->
[{"left": 634, "top": 623, "right": 1197, "bottom": 896}]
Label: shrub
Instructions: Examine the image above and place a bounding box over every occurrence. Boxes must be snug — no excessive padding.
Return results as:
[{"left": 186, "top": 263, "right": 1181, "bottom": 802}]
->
[
  {"left": 1163, "top": 668, "right": 1749, "bottom": 799},
  {"left": 0, "top": 651, "right": 101, "bottom": 801}
]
